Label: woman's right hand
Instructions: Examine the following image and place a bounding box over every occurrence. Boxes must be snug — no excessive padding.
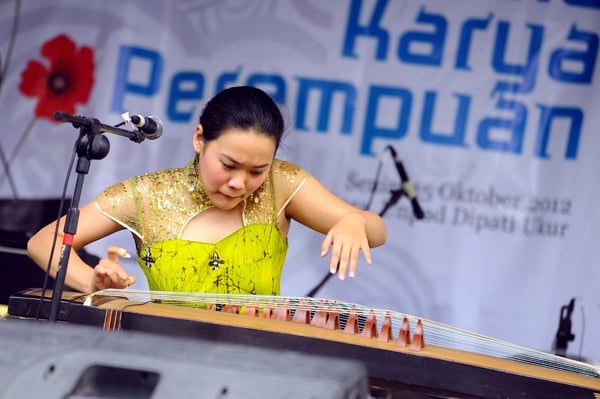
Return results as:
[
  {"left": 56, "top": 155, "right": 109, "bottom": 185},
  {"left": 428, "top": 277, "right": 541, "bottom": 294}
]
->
[{"left": 91, "top": 246, "right": 137, "bottom": 292}]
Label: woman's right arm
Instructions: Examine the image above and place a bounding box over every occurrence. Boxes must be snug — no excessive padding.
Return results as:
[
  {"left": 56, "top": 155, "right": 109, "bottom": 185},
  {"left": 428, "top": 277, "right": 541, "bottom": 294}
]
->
[{"left": 26, "top": 200, "right": 125, "bottom": 293}]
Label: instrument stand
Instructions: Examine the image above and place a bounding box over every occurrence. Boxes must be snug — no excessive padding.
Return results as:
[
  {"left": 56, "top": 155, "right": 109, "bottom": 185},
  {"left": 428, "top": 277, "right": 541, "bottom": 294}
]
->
[{"left": 48, "top": 118, "right": 110, "bottom": 322}]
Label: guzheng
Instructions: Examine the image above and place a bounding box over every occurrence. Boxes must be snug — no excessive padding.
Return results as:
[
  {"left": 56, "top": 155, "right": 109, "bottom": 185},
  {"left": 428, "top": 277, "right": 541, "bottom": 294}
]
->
[{"left": 8, "top": 288, "right": 600, "bottom": 399}]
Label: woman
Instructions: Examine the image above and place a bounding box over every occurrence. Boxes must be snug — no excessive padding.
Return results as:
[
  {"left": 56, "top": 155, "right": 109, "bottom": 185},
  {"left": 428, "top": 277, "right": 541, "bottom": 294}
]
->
[{"left": 27, "top": 86, "right": 387, "bottom": 295}]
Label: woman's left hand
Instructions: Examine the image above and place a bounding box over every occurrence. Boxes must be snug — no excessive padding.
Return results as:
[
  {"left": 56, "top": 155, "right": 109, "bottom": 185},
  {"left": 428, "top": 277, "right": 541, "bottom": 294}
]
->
[{"left": 320, "top": 212, "right": 372, "bottom": 280}]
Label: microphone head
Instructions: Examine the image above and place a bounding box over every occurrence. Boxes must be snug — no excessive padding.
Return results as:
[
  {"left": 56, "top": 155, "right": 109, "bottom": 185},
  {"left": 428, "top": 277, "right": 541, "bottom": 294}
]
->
[
  {"left": 54, "top": 111, "right": 68, "bottom": 121},
  {"left": 145, "top": 116, "right": 163, "bottom": 140}
]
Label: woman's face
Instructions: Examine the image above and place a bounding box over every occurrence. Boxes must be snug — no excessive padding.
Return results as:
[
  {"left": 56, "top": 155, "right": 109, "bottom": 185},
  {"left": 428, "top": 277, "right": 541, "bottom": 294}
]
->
[{"left": 193, "top": 125, "right": 277, "bottom": 210}]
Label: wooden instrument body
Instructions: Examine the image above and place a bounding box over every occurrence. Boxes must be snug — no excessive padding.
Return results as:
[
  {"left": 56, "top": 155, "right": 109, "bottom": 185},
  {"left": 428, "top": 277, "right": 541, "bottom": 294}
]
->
[{"left": 7, "top": 289, "right": 600, "bottom": 399}]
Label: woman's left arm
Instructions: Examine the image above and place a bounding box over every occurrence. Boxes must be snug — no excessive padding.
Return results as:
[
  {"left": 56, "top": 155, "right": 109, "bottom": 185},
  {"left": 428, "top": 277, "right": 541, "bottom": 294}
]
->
[{"left": 285, "top": 176, "right": 387, "bottom": 280}]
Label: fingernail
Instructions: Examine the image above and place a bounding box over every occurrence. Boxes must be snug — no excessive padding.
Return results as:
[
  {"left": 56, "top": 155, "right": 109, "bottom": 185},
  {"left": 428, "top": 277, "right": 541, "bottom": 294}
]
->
[{"left": 122, "top": 251, "right": 131, "bottom": 258}]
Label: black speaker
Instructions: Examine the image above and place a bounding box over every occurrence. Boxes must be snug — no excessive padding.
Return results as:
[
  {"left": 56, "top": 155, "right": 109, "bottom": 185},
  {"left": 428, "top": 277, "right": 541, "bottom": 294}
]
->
[
  {"left": 0, "top": 199, "right": 100, "bottom": 304},
  {"left": 0, "top": 318, "right": 368, "bottom": 398}
]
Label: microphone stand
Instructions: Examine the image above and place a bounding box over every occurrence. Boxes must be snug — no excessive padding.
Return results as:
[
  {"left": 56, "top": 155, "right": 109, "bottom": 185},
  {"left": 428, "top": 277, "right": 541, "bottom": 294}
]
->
[{"left": 47, "top": 112, "right": 146, "bottom": 322}]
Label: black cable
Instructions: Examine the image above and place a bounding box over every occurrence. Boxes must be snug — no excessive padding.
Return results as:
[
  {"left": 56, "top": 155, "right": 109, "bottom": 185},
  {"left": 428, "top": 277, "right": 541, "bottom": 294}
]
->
[{"left": 577, "top": 299, "right": 585, "bottom": 360}]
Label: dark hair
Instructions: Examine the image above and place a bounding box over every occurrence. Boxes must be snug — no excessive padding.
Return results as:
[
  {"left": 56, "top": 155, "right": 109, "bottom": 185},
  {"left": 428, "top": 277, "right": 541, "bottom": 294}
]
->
[{"left": 199, "top": 86, "right": 285, "bottom": 149}]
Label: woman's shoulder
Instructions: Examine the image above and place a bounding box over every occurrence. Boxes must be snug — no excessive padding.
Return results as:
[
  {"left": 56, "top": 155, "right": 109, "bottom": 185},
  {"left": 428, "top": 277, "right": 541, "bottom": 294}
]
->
[
  {"left": 270, "top": 159, "right": 311, "bottom": 208},
  {"left": 97, "top": 165, "right": 187, "bottom": 203},
  {"left": 271, "top": 158, "right": 310, "bottom": 182},
  {"left": 132, "top": 166, "right": 187, "bottom": 188}
]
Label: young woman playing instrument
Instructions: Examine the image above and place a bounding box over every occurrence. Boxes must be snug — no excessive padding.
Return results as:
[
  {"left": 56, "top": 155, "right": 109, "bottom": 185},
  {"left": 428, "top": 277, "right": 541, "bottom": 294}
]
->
[{"left": 27, "top": 85, "right": 387, "bottom": 295}]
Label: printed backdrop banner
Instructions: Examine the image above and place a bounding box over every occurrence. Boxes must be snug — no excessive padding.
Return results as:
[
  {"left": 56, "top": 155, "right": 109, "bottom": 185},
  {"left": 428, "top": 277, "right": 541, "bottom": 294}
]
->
[{"left": 0, "top": 0, "right": 599, "bottom": 362}]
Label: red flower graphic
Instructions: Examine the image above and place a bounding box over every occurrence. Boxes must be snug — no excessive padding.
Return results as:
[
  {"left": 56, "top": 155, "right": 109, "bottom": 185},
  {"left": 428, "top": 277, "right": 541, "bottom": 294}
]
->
[
  {"left": 19, "top": 34, "right": 94, "bottom": 121},
  {"left": 0, "top": 34, "right": 95, "bottom": 192}
]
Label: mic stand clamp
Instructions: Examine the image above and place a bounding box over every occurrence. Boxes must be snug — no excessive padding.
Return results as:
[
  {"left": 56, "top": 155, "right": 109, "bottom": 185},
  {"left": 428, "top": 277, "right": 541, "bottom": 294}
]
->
[
  {"left": 379, "top": 188, "right": 404, "bottom": 218},
  {"left": 48, "top": 117, "right": 110, "bottom": 322}
]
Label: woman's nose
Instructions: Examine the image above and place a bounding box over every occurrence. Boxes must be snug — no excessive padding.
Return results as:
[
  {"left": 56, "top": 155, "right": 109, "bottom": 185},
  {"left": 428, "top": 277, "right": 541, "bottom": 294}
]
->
[{"left": 228, "top": 172, "right": 246, "bottom": 190}]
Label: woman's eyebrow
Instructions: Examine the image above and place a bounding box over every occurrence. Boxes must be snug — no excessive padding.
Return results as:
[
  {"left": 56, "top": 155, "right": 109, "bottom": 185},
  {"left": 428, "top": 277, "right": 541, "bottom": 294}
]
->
[{"left": 222, "top": 154, "right": 270, "bottom": 169}]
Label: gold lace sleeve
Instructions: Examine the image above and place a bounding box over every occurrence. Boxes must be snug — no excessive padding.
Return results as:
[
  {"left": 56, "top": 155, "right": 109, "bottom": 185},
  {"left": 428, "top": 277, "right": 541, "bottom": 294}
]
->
[
  {"left": 94, "top": 179, "right": 142, "bottom": 239},
  {"left": 271, "top": 159, "right": 310, "bottom": 217}
]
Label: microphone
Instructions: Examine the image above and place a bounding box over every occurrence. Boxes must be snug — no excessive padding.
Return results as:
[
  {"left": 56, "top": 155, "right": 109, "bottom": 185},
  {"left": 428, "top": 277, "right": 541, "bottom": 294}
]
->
[
  {"left": 387, "top": 145, "right": 425, "bottom": 219},
  {"left": 553, "top": 298, "right": 576, "bottom": 357},
  {"left": 129, "top": 115, "right": 163, "bottom": 140}
]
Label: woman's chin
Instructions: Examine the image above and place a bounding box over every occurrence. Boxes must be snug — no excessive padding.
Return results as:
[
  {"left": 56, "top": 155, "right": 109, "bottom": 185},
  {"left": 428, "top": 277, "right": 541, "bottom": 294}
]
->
[{"left": 210, "top": 193, "right": 243, "bottom": 210}]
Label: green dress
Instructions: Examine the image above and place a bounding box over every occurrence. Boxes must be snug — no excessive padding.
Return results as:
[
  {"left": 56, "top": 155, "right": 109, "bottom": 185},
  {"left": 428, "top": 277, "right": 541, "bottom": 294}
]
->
[{"left": 95, "top": 157, "right": 309, "bottom": 295}]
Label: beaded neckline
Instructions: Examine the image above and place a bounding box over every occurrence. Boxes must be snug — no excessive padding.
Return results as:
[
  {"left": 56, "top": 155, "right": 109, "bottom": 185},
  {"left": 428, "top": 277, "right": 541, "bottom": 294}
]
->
[{"left": 184, "top": 156, "right": 212, "bottom": 206}]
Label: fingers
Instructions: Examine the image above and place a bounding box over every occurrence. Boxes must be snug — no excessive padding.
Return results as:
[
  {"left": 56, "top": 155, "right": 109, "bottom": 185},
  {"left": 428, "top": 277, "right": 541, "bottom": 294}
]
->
[
  {"left": 107, "top": 246, "right": 131, "bottom": 262},
  {"left": 362, "top": 245, "right": 373, "bottom": 265},
  {"left": 321, "top": 231, "right": 333, "bottom": 270},
  {"left": 91, "top": 247, "right": 135, "bottom": 291},
  {"left": 322, "top": 236, "right": 372, "bottom": 281},
  {"left": 95, "top": 261, "right": 134, "bottom": 288},
  {"left": 332, "top": 244, "right": 358, "bottom": 281}
]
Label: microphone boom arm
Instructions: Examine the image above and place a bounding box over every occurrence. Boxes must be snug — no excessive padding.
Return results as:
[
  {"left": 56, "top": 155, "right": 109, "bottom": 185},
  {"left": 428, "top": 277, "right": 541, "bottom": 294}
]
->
[{"left": 54, "top": 111, "right": 148, "bottom": 143}]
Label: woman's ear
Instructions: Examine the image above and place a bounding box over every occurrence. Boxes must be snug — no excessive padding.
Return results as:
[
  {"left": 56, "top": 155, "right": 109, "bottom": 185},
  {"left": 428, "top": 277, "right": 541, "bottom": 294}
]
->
[{"left": 192, "top": 124, "right": 203, "bottom": 153}]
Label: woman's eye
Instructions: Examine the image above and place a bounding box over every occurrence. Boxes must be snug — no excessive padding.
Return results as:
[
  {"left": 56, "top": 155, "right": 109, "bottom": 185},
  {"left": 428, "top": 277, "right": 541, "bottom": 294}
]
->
[{"left": 222, "top": 163, "right": 234, "bottom": 170}]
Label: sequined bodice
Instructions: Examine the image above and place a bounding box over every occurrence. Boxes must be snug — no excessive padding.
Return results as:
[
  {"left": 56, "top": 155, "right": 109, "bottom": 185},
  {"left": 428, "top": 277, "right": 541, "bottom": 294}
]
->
[{"left": 95, "top": 157, "right": 309, "bottom": 294}]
